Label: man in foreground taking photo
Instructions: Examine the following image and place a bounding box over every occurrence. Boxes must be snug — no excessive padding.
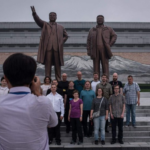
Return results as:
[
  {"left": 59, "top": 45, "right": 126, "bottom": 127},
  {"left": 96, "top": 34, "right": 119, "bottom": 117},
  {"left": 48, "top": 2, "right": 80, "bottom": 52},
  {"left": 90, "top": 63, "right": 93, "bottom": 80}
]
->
[{"left": 0, "top": 53, "right": 58, "bottom": 150}]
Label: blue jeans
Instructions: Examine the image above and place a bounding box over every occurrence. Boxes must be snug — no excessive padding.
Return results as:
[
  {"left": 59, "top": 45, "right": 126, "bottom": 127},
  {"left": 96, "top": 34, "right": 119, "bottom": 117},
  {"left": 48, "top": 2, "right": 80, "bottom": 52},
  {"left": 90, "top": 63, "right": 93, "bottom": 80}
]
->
[
  {"left": 126, "top": 104, "right": 136, "bottom": 126},
  {"left": 93, "top": 116, "right": 105, "bottom": 141}
]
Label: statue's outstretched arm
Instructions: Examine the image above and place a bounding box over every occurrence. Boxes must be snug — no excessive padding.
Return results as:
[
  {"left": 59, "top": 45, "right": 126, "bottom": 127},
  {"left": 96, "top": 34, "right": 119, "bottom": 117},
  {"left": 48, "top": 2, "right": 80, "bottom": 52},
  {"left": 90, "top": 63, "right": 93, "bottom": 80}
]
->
[{"left": 31, "top": 6, "right": 45, "bottom": 28}]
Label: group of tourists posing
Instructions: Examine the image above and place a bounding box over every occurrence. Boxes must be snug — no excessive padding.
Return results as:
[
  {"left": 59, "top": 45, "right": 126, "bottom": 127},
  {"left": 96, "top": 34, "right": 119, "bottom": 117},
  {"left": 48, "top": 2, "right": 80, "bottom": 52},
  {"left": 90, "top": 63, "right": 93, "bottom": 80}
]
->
[
  {"left": 40, "top": 71, "right": 140, "bottom": 145},
  {"left": 0, "top": 54, "right": 141, "bottom": 149}
]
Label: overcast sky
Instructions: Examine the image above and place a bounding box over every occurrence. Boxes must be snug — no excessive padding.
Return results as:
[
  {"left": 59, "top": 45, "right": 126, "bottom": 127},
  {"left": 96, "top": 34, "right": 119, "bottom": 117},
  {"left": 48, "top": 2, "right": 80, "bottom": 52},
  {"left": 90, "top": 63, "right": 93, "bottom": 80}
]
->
[{"left": 0, "top": 0, "right": 150, "bottom": 22}]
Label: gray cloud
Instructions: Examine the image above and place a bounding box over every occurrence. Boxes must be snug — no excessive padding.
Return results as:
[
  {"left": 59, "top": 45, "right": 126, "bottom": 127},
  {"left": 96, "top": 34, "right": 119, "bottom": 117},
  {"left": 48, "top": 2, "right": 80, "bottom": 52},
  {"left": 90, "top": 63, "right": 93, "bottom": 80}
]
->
[{"left": 0, "top": 0, "right": 150, "bottom": 22}]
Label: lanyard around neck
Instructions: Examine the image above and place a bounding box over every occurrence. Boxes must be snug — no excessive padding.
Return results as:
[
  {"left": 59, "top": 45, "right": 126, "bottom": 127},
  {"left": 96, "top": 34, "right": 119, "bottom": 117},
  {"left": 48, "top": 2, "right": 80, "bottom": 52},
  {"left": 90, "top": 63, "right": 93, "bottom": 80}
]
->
[{"left": 9, "top": 91, "right": 30, "bottom": 95}]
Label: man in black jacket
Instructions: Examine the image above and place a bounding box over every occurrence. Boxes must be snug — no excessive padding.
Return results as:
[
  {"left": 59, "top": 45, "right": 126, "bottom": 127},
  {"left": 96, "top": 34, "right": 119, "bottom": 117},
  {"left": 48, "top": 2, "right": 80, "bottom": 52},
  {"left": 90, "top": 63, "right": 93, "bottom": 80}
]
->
[{"left": 58, "top": 73, "right": 69, "bottom": 98}]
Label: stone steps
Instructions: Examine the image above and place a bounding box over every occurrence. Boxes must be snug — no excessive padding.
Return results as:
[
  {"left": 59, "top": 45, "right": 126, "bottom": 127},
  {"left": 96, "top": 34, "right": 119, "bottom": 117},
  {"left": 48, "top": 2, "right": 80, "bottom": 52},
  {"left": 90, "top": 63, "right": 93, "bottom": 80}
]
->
[
  {"left": 49, "top": 142, "right": 150, "bottom": 150},
  {"left": 50, "top": 95, "right": 150, "bottom": 149},
  {"left": 60, "top": 125, "right": 150, "bottom": 131},
  {"left": 60, "top": 137, "right": 150, "bottom": 142},
  {"left": 124, "top": 113, "right": 150, "bottom": 117},
  {"left": 61, "top": 131, "right": 150, "bottom": 137},
  {"left": 60, "top": 126, "right": 150, "bottom": 131},
  {"left": 59, "top": 125, "right": 150, "bottom": 143},
  {"left": 136, "top": 106, "right": 150, "bottom": 109},
  {"left": 135, "top": 109, "right": 150, "bottom": 113},
  {"left": 50, "top": 142, "right": 150, "bottom": 150}
]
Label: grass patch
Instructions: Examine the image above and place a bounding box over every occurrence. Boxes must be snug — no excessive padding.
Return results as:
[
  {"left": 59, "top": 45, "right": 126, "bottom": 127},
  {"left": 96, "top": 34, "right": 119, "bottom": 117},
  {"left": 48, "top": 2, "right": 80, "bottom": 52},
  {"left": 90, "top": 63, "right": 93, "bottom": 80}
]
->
[{"left": 140, "top": 89, "right": 150, "bottom": 92}]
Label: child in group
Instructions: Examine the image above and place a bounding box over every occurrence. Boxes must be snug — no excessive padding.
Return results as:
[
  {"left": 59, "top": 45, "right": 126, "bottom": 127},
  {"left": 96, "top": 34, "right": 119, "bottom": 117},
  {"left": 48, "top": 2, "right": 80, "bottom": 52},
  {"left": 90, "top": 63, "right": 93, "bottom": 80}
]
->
[{"left": 68, "top": 90, "right": 83, "bottom": 145}]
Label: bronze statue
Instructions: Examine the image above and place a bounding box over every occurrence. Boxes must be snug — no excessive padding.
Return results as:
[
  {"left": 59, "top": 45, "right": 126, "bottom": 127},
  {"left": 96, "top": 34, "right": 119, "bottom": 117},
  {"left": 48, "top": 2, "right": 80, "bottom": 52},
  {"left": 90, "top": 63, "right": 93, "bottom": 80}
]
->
[
  {"left": 31, "top": 6, "right": 68, "bottom": 81},
  {"left": 87, "top": 15, "right": 117, "bottom": 79}
]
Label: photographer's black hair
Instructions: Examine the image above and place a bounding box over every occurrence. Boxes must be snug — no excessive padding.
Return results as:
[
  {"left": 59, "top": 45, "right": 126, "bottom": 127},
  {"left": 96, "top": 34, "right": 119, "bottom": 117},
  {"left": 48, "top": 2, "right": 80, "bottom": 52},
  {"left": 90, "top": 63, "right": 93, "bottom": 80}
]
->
[
  {"left": 3, "top": 53, "right": 37, "bottom": 87},
  {"left": 1, "top": 76, "right": 5, "bottom": 82}
]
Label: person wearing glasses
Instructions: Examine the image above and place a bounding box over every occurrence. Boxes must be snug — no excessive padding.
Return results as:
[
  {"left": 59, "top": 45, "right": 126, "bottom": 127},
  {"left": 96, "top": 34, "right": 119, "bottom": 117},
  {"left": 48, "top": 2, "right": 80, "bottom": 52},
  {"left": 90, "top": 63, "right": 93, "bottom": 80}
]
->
[{"left": 109, "top": 85, "right": 125, "bottom": 144}]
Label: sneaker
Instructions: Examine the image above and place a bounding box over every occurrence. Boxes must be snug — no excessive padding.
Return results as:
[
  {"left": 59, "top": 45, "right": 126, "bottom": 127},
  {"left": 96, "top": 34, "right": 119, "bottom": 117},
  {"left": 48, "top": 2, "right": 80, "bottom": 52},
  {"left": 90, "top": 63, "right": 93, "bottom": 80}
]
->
[
  {"left": 66, "top": 130, "right": 70, "bottom": 133},
  {"left": 77, "top": 141, "right": 83, "bottom": 145},
  {"left": 119, "top": 140, "right": 124, "bottom": 144},
  {"left": 70, "top": 140, "right": 76, "bottom": 144},
  {"left": 84, "top": 134, "right": 88, "bottom": 138},
  {"left": 66, "top": 128, "right": 70, "bottom": 133},
  {"left": 49, "top": 140, "right": 53, "bottom": 145},
  {"left": 88, "top": 134, "right": 92, "bottom": 138},
  {"left": 132, "top": 125, "right": 137, "bottom": 128},
  {"left": 95, "top": 140, "right": 98, "bottom": 145},
  {"left": 111, "top": 140, "right": 116, "bottom": 144},
  {"left": 105, "top": 130, "right": 109, "bottom": 133},
  {"left": 124, "top": 125, "right": 129, "bottom": 127},
  {"left": 101, "top": 140, "right": 105, "bottom": 145},
  {"left": 56, "top": 141, "right": 61, "bottom": 145}
]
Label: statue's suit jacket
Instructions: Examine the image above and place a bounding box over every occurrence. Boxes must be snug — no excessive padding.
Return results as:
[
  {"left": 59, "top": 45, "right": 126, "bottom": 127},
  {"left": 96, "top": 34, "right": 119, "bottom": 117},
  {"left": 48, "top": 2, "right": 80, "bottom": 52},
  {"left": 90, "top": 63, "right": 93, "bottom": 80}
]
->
[
  {"left": 87, "top": 26, "right": 117, "bottom": 59},
  {"left": 33, "top": 13, "right": 68, "bottom": 66}
]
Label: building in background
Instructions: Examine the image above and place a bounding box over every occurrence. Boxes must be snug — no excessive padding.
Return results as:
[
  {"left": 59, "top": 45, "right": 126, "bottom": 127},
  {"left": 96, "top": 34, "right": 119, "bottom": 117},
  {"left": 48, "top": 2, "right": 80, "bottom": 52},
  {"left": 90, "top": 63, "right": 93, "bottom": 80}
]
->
[{"left": 0, "top": 22, "right": 150, "bottom": 83}]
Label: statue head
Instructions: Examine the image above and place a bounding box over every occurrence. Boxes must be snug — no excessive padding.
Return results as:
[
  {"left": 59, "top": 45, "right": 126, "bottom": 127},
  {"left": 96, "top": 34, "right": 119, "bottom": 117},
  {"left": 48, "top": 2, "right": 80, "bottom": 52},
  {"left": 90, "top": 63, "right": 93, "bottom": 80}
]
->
[
  {"left": 49, "top": 12, "right": 57, "bottom": 22},
  {"left": 97, "top": 15, "right": 104, "bottom": 25}
]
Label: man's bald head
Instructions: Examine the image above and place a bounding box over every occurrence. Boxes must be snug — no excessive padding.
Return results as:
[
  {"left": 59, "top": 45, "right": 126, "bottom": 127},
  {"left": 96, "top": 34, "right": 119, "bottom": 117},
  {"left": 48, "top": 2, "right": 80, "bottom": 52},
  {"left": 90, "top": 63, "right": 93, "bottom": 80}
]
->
[
  {"left": 113, "top": 73, "right": 118, "bottom": 81},
  {"left": 77, "top": 71, "right": 82, "bottom": 80},
  {"left": 77, "top": 71, "right": 82, "bottom": 75},
  {"left": 62, "top": 73, "right": 67, "bottom": 81},
  {"left": 62, "top": 73, "right": 67, "bottom": 76}
]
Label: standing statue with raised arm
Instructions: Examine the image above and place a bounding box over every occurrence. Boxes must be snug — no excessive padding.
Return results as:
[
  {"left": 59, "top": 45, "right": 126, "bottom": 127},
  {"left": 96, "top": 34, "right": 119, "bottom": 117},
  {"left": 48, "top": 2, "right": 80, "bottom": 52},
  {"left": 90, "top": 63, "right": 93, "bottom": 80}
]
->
[
  {"left": 87, "top": 15, "right": 117, "bottom": 80},
  {"left": 31, "top": 6, "right": 68, "bottom": 81}
]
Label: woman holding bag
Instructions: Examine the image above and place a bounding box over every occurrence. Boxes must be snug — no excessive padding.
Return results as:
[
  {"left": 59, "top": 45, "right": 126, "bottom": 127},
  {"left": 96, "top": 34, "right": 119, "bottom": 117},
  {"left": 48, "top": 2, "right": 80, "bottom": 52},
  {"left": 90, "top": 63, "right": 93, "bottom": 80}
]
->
[{"left": 90, "top": 88, "right": 108, "bottom": 145}]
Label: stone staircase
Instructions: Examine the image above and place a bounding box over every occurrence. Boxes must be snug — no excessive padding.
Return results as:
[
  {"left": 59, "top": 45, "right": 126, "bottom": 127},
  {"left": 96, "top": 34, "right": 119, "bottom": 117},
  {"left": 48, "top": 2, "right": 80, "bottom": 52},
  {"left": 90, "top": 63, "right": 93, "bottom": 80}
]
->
[{"left": 50, "top": 93, "right": 150, "bottom": 149}]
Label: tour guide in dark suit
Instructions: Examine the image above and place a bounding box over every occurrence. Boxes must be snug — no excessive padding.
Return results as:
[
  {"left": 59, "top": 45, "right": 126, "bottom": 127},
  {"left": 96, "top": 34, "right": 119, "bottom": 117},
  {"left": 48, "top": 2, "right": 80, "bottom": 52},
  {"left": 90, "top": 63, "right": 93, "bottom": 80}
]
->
[
  {"left": 87, "top": 15, "right": 117, "bottom": 79},
  {"left": 31, "top": 6, "right": 68, "bottom": 81}
]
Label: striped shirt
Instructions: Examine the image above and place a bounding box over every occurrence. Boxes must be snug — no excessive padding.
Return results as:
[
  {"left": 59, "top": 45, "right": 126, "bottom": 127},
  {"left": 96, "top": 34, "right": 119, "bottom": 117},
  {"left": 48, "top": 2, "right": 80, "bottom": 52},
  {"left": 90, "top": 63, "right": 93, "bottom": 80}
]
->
[{"left": 123, "top": 82, "right": 140, "bottom": 104}]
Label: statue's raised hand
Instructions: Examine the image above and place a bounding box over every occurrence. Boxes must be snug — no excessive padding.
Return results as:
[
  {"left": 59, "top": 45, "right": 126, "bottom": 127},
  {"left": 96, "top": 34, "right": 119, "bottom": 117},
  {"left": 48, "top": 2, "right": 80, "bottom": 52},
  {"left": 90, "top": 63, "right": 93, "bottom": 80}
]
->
[
  {"left": 31, "top": 6, "right": 36, "bottom": 14},
  {"left": 31, "top": 6, "right": 44, "bottom": 28}
]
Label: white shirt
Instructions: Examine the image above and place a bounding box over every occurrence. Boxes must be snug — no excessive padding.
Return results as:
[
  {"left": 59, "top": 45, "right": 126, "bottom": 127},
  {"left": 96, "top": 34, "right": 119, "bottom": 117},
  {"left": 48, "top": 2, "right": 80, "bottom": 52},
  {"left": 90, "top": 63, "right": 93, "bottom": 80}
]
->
[
  {"left": 47, "top": 92, "right": 64, "bottom": 117},
  {"left": 0, "top": 86, "right": 9, "bottom": 96},
  {"left": 41, "top": 84, "right": 51, "bottom": 95},
  {"left": 91, "top": 80, "right": 100, "bottom": 92},
  {"left": 0, "top": 86, "right": 58, "bottom": 150}
]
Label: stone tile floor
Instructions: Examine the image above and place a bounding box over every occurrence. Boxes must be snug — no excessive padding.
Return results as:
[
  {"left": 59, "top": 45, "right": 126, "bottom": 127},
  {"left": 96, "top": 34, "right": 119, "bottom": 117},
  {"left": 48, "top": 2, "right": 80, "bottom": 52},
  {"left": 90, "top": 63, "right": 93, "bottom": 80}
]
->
[
  {"left": 139, "top": 92, "right": 150, "bottom": 106},
  {"left": 49, "top": 142, "right": 150, "bottom": 148}
]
